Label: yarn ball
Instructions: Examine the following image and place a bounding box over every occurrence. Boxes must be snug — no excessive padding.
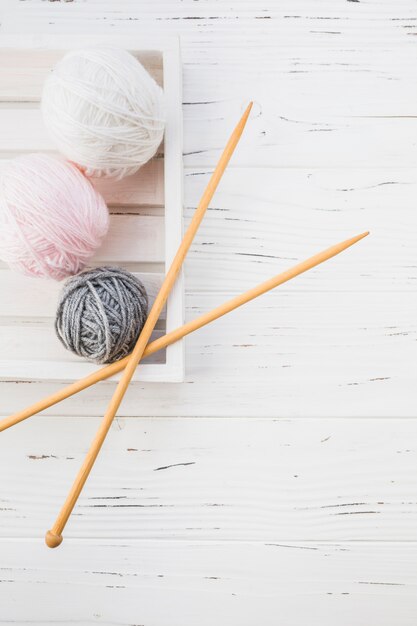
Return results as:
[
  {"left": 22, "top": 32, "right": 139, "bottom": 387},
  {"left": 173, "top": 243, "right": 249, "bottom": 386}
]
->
[
  {"left": 41, "top": 47, "right": 165, "bottom": 180},
  {"left": 0, "top": 154, "right": 109, "bottom": 280},
  {"left": 55, "top": 266, "right": 149, "bottom": 364}
]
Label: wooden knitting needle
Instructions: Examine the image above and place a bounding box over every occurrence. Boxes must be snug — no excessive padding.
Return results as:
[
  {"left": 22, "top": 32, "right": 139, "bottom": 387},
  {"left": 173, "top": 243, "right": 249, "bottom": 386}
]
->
[
  {"left": 0, "top": 231, "right": 369, "bottom": 434},
  {"left": 44, "top": 103, "right": 253, "bottom": 549},
  {"left": 42, "top": 230, "right": 369, "bottom": 548},
  {"left": 2, "top": 231, "right": 370, "bottom": 435}
]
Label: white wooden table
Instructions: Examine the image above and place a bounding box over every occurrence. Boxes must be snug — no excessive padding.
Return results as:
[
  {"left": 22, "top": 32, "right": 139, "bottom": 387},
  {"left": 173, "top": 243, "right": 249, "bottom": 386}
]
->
[{"left": 1, "top": 1, "right": 416, "bottom": 624}]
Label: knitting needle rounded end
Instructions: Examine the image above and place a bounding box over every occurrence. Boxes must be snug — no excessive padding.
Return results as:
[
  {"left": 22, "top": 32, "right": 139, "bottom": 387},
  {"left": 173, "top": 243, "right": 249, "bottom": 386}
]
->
[{"left": 45, "top": 530, "right": 63, "bottom": 549}]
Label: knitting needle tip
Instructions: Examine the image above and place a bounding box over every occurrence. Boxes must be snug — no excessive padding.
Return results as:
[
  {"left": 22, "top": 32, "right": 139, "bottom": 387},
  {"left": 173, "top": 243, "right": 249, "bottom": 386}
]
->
[
  {"left": 230, "top": 102, "right": 253, "bottom": 141},
  {"left": 328, "top": 230, "right": 369, "bottom": 257},
  {"left": 241, "top": 101, "right": 253, "bottom": 122},
  {"left": 337, "top": 230, "right": 369, "bottom": 248}
]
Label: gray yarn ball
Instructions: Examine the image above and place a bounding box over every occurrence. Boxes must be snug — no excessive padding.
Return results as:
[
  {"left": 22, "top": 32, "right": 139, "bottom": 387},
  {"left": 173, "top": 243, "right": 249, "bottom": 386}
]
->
[{"left": 55, "top": 266, "right": 148, "bottom": 364}]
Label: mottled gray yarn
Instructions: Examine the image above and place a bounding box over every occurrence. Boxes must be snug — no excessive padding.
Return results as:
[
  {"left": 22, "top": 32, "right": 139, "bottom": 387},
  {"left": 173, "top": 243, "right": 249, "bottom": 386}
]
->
[{"left": 55, "top": 266, "right": 148, "bottom": 364}]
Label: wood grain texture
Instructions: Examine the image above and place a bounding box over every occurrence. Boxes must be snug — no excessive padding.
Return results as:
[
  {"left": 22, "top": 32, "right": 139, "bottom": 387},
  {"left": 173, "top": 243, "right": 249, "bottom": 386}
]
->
[
  {"left": 96, "top": 215, "right": 165, "bottom": 263},
  {"left": 0, "top": 104, "right": 416, "bottom": 169},
  {"left": 0, "top": 48, "right": 163, "bottom": 100},
  {"left": 0, "top": 291, "right": 414, "bottom": 415},
  {"left": 183, "top": 167, "right": 415, "bottom": 292},
  {"left": 0, "top": 540, "right": 416, "bottom": 626},
  {"left": 0, "top": 417, "right": 416, "bottom": 541},
  {"left": 0, "top": 158, "right": 164, "bottom": 207},
  {"left": 0, "top": 271, "right": 164, "bottom": 318},
  {"left": 0, "top": 0, "right": 415, "bottom": 622},
  {"left": 93, "top": 160, "right": 164, "bottom": 207}
]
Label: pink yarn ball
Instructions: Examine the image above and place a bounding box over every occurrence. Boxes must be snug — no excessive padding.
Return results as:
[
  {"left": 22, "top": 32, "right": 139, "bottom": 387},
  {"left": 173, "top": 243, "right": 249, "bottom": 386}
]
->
[{"left": 0, "top": 154, "right": 109, "bottom": 280}]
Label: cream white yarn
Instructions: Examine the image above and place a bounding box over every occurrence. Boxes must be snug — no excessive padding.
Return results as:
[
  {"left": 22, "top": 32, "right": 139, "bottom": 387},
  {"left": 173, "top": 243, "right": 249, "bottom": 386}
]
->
[{"left": 41, "top": 47, "right": 165, "bottom": 180}]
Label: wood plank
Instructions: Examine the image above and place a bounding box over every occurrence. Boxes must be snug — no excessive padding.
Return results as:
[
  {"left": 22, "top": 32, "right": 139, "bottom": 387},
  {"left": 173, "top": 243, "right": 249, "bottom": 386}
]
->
[
  {"left": 0, "top": 22, "right": 416, "bottom": 117},
  {"left": 96, "top": 214, "right": 165, "bottom": 263},
  {"left": 5, "top": 0, "right": 417, "bottom": 29},
  {"left": 0, "top": 108, "right": 57, "bottom": 151},
  {"left": 0, "top": 359, "right": 178, "bottom": 384},
  {"left": 0, "top": 417, "right": 416, "bottom": 541},
  {"left": 0, "top": 290, "right": 414, "bottom": 414},
  {"left": 0, "top": 157, "right": 164, "bottom": 207},
  {"left": 0, "top": 48, "right": 163, "bottom": 101},
  {"left": 93, "top": 159, "right": 164, "bottom": 207},
  {"left": 13, "top": 288, "right": 417, "bottom": 417},
  {"left": 181, "top": 55, "right": 417, "bottom": 118},
  {"left": 0, "top": 109, "right": 166, "bottom": 156},
  {"left": 0, "top": 327, "right": 166, "bottom": 365},
  {"left": 183, "top": 109, "right": 417, "bottom": 168},
  {"left": 0, "top": 270, "right": 164, "bottom": 317},
  {"left": 0, "top": 539, "right": 415, "bottom": 626},
  {"left": 0, "top": 106, "right": 416, "bottom": 168},
  {"left": 183, "top": 167, "right": 416, "bottom": 292}
]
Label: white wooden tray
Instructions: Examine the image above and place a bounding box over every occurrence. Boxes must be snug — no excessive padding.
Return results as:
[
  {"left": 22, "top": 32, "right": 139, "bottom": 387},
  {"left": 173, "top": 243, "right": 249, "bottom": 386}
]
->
[{"left": 0, "top": 34, "right": 184, "bottom": 382}]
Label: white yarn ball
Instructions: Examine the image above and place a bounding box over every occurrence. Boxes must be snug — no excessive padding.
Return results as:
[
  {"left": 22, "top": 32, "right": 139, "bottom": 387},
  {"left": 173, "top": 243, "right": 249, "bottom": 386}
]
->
[{"left": 41, "top": 47, "right": 165, "bottom": 180}]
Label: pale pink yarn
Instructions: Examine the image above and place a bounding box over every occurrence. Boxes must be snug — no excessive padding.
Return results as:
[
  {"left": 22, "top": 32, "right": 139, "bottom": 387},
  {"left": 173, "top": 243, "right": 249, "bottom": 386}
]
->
[{"left": 0, "top": 154, "right": 109, "bottom": 280}]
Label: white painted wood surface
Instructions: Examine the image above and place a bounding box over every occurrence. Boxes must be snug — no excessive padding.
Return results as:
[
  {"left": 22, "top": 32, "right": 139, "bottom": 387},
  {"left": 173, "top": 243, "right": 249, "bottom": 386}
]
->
[
  {"left": 1, "top": 417, "right": 416, "bottom": 541},
  {"left": 0, "top": 1, "right": 416, "bottom": 624}
]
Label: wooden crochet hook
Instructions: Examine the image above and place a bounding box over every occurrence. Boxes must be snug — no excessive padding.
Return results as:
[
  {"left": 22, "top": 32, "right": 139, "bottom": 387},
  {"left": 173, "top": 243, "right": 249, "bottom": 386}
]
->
[
  {"left": 44, "top": 102, "right": 253, "bottom": 548},
  {"left": 0, "top": 231, "right": 368, "bottom": 434}
]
